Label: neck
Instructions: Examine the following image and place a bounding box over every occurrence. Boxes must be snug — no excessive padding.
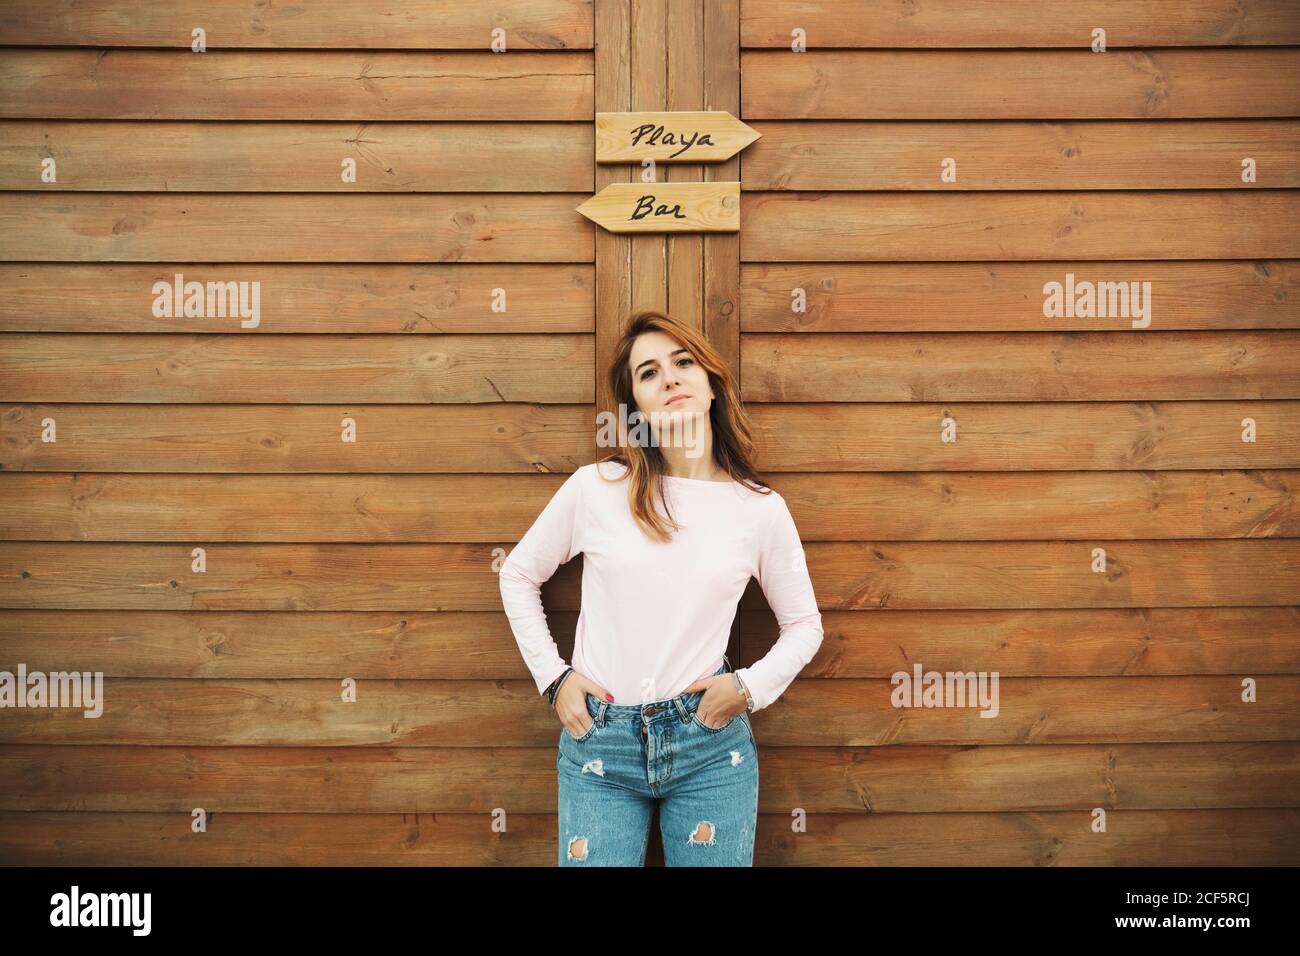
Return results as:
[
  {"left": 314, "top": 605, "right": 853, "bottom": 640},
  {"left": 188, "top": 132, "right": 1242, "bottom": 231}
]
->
[{"left": 658, "top": 426, "right": 719, "bottom": 480}]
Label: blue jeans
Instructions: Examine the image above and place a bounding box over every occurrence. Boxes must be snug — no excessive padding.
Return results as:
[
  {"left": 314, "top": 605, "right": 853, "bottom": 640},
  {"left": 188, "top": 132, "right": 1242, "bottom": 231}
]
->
[{"left": 557, "top": 657, "right": 759, "bottom": 866}]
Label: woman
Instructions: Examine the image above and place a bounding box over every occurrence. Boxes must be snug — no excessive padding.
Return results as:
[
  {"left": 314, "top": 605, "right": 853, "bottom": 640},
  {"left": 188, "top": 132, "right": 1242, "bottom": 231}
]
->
[{"left": 498, "top": 309, "right": 824, "bottom": 866}]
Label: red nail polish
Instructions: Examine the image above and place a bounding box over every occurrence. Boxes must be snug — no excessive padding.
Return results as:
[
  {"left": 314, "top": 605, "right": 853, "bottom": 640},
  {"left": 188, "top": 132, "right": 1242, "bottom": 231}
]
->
[{"left": 604, "top": 694, "right": 614, "bottom": 702}]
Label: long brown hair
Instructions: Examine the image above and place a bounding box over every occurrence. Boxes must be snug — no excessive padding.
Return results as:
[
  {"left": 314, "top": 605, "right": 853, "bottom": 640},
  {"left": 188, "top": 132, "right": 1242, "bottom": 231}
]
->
[{"left": 597, "top": 310, "right": 771, "bottom": 542}]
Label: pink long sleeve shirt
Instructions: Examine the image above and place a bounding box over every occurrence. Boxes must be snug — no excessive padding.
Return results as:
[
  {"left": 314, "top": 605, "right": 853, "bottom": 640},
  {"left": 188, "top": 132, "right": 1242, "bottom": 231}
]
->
[{"left": 498, "top": 460, "right": 824, "bottom": 712}]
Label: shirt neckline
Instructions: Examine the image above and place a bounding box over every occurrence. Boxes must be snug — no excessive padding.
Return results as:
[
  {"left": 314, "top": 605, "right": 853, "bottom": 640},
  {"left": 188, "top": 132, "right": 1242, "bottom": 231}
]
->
[
  {"left": 597, "top": 461, "right": 739, "bottom": 487},
  {"left": 662, "top": 473, "right": 737, "bottom": 486}
]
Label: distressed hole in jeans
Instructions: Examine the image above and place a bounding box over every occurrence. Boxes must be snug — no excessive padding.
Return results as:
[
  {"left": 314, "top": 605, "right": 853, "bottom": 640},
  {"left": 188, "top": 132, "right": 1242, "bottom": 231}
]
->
[
  {"left": 568, "top": 836, "right": 588, "bottom": 861},
  {"left": 687, "top": 821, "right": 716, "bottom": 846}
]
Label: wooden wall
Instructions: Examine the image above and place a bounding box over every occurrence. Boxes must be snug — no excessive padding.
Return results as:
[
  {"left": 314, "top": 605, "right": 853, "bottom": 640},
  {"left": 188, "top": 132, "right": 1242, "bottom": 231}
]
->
[
  {"left": 1, "top": 0, "right": 1298, "bottom": 865},
  {"left": 0, "top": 0, "right": 600, "bottom": 865},
  {"left": 735, "top": 0, "right": 1300, "bottom": 864}
]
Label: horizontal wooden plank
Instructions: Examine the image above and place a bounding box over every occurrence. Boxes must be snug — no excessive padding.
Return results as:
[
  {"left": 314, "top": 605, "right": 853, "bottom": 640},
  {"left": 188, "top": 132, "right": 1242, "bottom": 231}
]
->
[
  {"left": 771, "top": 471, "right": 1300, "bottom": 540},
  {"left": 0, "top": 609, "right": 578, "bottom": 678},
  {"left": 740, "top": 191, "right": 1300, "bottom": 261},
  {"left": 0, "top": 333, "right": 594, "bottom": 403},
  {"left": 767, "top": 676, "right": 1300, "bottom": 746},
  {"left": 0, "top": 0, "right": 594, "bottom": 49},
  {"left": 2, "top": 604, "right": 1292, "bottom": 678},
  {"left": 746, "top": 540, "right": 1300, "bottom": 610},
  {"left": 0, "top": 121, "right": 594, "bottom": 192},
  {"left": 741, "top": 331, "right": 1300, "bottom": 401},
  {"left": 0, "top": 264, "right": 594, "bottom": 333},
  {"left": 4, "top": 741, "right": 1296, "bottom": 813},
  {"left": 743, "top": 120, "right": 1300, "bottom": 190},
  {"left": 742, "top": 0, "right": 1300, "bottom": 47},
  {"left": 2, "top": 808, "right": 1295, "bottom": 865},
  {"left": 0, "top": 50, "right": 594, "bottom": 120},
  {"left": 0, "top": 475, "right": 570, "bottom": 541},
  {"left": 0, "top": 194, "right": 595, "bottom": 263},
  {"left": 0, "top": 404, "right": 595, "bottom": 472},
  {"left": 1, "top": 540, "right": 1296, "bottom": 610},
  {"left": 0, "top": 542, "right": 582, "bottom": 610},
  {"left": 741, "top": 261, "right": 1300, "bottom": 332},
  {"left": 0, "top": 675, "right": 1294, "bottom": 745},
  {"left": 750, "top": 402, "right": 1300, "bottom": 470},
  {"left": 744, "top": 606, "right": 1300, "bottom": 676},
  {"left": 741, "top": 49, "right": 1300, "bottom": 119},
  {"left": 3, "top": 402, "right": 1293, "bottom": 473},
  {"left": 2, "top": 470, "right": 1296, "bottom": 542}
]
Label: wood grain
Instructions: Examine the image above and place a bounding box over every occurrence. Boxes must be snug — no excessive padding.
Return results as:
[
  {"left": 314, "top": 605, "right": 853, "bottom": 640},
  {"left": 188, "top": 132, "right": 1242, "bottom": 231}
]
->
[
  {"left": 740, "top": 191, "right": 1300, "bottom": 261},
  {"left": 3, "top": 808, "right": 1295, "bottom": 865},
  {"left": 0, "top": 50, "right": 595, "bottom": 120},
  {"left": 1, "top": 605, "right": 1293, "bottom": 678},
  {"left": 749, "top": 402, "right": 1300, "bottom": 470},
  {"left": 2, "top": 540, "right": 1296, "bottom": 610},
  {"left": 743, "top": 120, "right": 1300, "bottom": 190},
  {"left": 0, "top": 264, "right": 594, "bottom": 333},
  {"left": 0, "top": 333, "right": 595, "bottom": 403},
  {"left": 741, "top": 0, "right": 1300, "bottom": 48},
  {"left": 742, "top": 49, "right": 1300, "bottom": 119},
  {"left": 0, "top": 121, "right": 595, "bottom": 192},
  {"left": 740, "top": 261, "right": 1300, "bottom": 332},
  {"left": 3, "top": 470, "right": 1296, "bottom": 541},
  {"left": 3, "top": 742, "right": 1296, "bottom": 812},
  {"left": 740, "top": 331, "right": 1300, "bottom": 401},
  {"left": 0, "top": 675, "right": 1294, "bottom": 744},
  {"left": 0, "top": 194, "right": 595, "bottom": 262},
  {"left": 0, "top": 404, "right": 596, "bottom": 473},
  {"left": 0, "top": 0, "right": 594, "bottom": 48}
]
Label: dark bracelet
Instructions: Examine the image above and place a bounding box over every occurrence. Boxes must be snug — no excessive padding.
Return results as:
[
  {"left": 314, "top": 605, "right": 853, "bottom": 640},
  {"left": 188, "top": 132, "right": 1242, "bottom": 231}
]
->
[{"left": 545, "top": 667, "right": 574, "bottom": 707}]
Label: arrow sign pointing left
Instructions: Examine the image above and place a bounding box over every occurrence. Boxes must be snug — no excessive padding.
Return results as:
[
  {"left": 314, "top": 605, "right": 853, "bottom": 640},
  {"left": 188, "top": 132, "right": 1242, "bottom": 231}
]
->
[{"left": 576, "top": 182, "right": 740, "bottom": 234}]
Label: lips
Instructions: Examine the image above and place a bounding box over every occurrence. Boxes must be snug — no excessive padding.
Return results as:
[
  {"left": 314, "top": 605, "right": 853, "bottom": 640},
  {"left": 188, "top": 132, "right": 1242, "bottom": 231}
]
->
[{"left": 666, "top": 394, "right": 690, "bottom": 406}]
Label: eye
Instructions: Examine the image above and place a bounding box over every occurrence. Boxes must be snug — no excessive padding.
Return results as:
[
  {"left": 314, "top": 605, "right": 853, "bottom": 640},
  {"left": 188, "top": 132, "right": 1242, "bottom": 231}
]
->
[{"left": 638, "top": 356, "right": 692, "bottom": 381}]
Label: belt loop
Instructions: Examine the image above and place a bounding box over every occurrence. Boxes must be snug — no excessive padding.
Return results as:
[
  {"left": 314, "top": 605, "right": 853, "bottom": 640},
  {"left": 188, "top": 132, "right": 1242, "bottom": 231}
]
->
[
  {"left": 672, "top": 696, "right": 690, "bottom": 724},
  {"left": 596, "top": 698, "right": 609, "bottom": 727},
  {"left": 722, "top": 653, "right": 732, "bottom": 673}
]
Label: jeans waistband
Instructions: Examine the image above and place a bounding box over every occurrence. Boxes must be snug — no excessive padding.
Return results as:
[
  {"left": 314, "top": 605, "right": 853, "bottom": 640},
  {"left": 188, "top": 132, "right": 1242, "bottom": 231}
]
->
[{"left": 584, "top": 654, "right": 732, "bottom": 726}]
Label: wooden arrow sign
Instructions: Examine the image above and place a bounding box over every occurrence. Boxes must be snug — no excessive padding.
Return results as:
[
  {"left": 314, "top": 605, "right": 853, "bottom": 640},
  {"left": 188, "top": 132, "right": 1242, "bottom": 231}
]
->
[
  {"left": 595, "top": 111, "right": 760, "bottom": 164},
  {"left": 576, "top": 182, "right": 740, "bottom": 234}
]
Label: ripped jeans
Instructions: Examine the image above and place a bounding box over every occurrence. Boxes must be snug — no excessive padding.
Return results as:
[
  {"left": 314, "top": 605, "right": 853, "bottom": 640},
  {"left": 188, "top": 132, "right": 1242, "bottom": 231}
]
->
[{"left": 557, "top": 657, "right": 759, "bottom": 866}]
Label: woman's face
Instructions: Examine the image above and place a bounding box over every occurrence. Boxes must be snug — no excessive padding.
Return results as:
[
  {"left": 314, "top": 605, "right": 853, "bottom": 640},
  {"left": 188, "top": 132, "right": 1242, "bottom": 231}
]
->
[{"left": 628, "top": 330, "right": 714, "bottom": 425}]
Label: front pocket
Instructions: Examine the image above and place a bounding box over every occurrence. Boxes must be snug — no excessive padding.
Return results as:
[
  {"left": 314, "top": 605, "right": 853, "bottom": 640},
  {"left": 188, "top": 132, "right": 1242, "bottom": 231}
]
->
[
  {"left": 570, "top": 716, "right": 598, "bottom": 742},
  {"left": 691, "top": 710, "right": 737, "bottom": 734}
]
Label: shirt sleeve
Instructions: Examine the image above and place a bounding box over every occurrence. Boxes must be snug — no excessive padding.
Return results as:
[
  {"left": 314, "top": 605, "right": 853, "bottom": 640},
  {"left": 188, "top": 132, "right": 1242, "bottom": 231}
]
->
[
  {"left": 734, "top": 493, "right": 824, "bottom": 712},
  {"left": 498, "top": 467, "right": 586, "bottom": 696}
]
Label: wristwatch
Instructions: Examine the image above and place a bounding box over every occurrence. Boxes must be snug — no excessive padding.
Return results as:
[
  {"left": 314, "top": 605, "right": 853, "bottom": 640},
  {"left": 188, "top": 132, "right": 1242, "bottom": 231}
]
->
[{"left": 731, "top": 672, "right": 755, "bottom": 712}]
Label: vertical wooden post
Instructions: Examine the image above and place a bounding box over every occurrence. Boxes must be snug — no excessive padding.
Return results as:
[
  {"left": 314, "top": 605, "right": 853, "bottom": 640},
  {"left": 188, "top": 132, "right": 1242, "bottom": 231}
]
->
[
  {"left": 594, "top": 0, "right": 633, "bottom": 418},
  {"left": 593, "top": 0, "right": 744, "bottom": 866},
  {"left": 702, "top": 0, "right": 742, "bottom": 385},
  {"left": 666, "top": 0, "right": 704, "bottom": 330},
  {"left": 595, "top": 0, "right": 741, "bottom": 414}
]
